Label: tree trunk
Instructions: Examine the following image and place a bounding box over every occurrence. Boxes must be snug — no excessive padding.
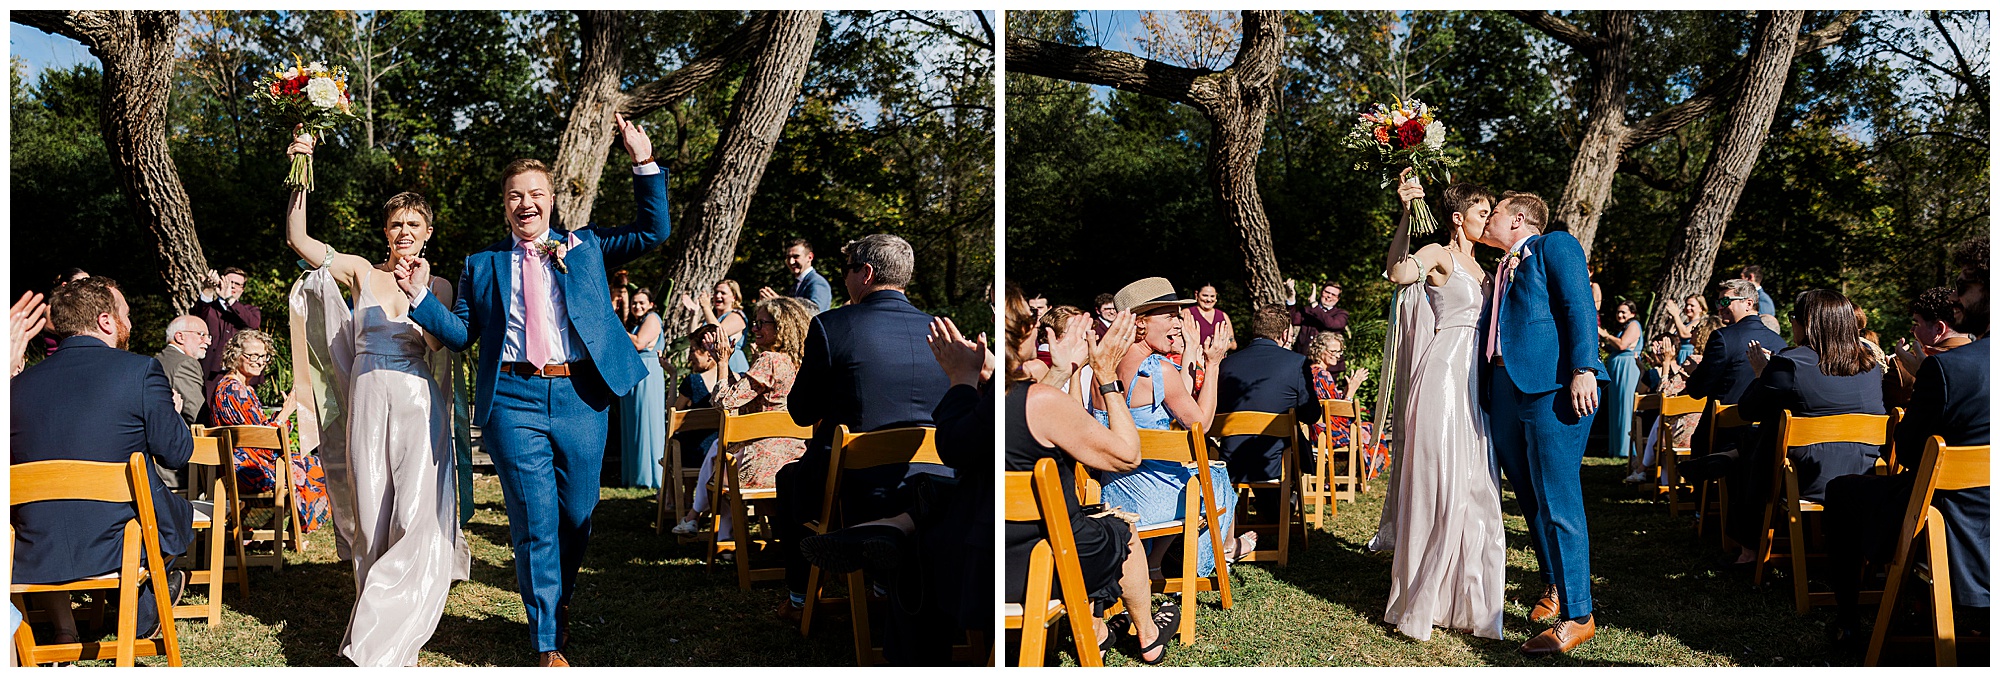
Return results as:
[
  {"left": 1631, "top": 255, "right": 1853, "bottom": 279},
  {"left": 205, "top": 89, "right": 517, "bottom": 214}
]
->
[
  {"left": 1512, "top": 10, "right": 1859, "bottom": 258},
  {"left": 1646, "top": 11, "right": 1804, "bottom": 337},
  {"left": 551, "top": 11, "right": 627, "bottom": 231},
  {"left": 1007, "top": 10, "right": 1289, "bottom": 305},
  {"left": 659, "top": 10, "right": 821, "bottom": 336},
  {"left": 17, "top": 10, "right": 209, "bottom": 314}
]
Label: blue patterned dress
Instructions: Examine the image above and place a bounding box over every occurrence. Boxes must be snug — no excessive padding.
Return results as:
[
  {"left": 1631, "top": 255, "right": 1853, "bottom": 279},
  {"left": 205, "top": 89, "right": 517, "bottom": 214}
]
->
[{"left": 1093, "top": 353, "right": 1237, "bottom": 577}]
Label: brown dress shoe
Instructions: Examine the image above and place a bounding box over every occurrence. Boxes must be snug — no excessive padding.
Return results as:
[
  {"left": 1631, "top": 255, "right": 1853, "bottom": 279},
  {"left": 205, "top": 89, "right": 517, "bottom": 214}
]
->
[
  {"left": 539, "top": 650, "right": 571, "bottom": 667},
  {"left": 773, "top": 598, "right": 804, "bottom": 624},
  {"left": 1520, "top": 616, "right": 1595, "bottom": 657},
  {"left": 1528, "top": 585, "right": 1561, "bottom": 623}
]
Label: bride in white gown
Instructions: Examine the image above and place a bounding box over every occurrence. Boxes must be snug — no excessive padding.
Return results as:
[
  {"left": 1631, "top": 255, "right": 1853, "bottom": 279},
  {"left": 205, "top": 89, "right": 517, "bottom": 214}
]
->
[
  {"left": 283, "top": 135, "right": 470, "bottom": 666},
  {"left": 1367, "top": 172, "right": 1507, "bottom": 641}
]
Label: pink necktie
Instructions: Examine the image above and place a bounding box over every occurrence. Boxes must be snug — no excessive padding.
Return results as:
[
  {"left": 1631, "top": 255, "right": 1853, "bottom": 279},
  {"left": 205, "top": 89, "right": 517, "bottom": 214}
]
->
[
  {"left": 1486, "top": 255, "right": 1518, "bottom": 362},
  {"left": 521, "top": 240, "right": 555, "bottom": 368}
]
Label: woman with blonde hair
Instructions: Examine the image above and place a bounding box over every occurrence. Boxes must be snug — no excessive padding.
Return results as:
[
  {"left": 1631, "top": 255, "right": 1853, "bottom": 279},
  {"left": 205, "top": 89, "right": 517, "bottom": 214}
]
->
[
  {"left": 681, "top": 279, "right": 751, "bottom": 374},
  {"left": 672, "top": 296, "right": 813, "bottom": 537}
]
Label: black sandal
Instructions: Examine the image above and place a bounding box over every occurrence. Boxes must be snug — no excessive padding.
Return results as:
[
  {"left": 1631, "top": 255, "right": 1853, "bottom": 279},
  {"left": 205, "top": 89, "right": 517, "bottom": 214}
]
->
[{"left": 1136, "top": 602, "right": 1181, "bottom": 665}]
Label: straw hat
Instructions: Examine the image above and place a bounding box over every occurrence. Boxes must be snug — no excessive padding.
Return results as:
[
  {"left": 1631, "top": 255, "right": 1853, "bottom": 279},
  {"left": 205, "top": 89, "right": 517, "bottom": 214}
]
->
[{"left": 1114, "top": 277, "right": 1197, "bottom": 315}]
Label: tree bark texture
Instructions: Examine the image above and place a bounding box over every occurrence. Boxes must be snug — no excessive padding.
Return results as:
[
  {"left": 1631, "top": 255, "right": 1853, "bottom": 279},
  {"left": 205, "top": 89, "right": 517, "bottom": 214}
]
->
[
  {"left": 1512, "top": 10, "right": 1858, "bottom": 257},
  {"left": 1646, "top": 11, "right": 1804, "bottom": 337},
  {"left": 659, "top": 10, "right": 821, "bottom": 337},
  {"left": 16, "top": 10, "right": 210, "bottom": 314},
  {"left": 1008, "top": 10, "right": 1290, "bottom": 306},
  {"left": 548, "top": 11, "right": 773, "bottom": 232}
]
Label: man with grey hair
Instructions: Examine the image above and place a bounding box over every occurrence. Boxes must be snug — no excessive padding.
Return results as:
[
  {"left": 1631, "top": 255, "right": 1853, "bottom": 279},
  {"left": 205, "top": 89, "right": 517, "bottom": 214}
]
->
[
  {"left": 155, "top": 315, "right": 209, "bottom": 425},
  {"left": 1682, "top": 277, "right": 1787, "bottom": 472},
  {"left": 771, "top": 233, "right": 950, "bottom": 645}
]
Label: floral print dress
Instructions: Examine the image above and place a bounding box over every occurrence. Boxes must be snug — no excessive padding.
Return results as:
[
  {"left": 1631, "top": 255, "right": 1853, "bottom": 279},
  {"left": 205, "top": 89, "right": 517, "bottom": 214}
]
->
[
  {"left": 710, "top": 351, "right": 805, "bottom": 489},
  {"left": 212, "top": 374, "right": 331, "bottom": 533},
  {"left": 1310, "top": 364, "right": 1391, "bottom": 480}
]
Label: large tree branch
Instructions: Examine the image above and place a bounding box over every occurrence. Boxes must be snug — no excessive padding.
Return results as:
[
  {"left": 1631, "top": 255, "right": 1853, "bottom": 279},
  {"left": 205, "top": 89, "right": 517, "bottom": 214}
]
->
[
  {"left": 1005, "top": 35, "right": 1214, "bottom": 108},
  {"left": 1508, "top": 10, "right": 1607, "bottom": 52},
  {"left": 12, "top": 10, "right": 109, "bottom": 45},
  {"left": 1230, "top": 10, "right": 1285, "bottom": 86},
  {"left": 895, "top": 10, "right": 990, "bottom": 51},
  {"left": 1623, "top": 10, "right": 1859, "bottom": 152},
  {"left": 619, "top": 12, "right": 774, "bottom": 117},
  {"left": 1618, "top": 155, "right": 1691, "bottom": 192},
  {"left": 1928, "top": 10, "right": 1989, "bottom": 102}
]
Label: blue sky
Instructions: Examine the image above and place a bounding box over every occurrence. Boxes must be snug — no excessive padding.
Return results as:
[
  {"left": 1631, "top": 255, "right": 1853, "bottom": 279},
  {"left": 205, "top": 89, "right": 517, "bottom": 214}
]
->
[{"left": 9, "top": 23, "right": 95, "bottom": 78}]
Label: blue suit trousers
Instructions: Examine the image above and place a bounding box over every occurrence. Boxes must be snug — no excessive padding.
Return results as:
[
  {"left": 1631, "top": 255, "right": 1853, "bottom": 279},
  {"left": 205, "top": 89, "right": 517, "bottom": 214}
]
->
[
  {"left": 1488, "top": 372, "right": 1596, "bottom": 620},
  {"left": 485, "top": 369, "right": 609, "bottom": 652}
]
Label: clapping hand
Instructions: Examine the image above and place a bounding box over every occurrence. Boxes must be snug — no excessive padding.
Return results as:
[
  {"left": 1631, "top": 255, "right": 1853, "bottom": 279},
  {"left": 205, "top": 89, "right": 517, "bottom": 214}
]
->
[
  {"left": 927, "top": 317, "right": 991, "bottom": 387},
  {"left": 1092, "top": 311, "right": 1136, "bottom": 380},
  {"left": 1046, "top": 316, "right": 1090, "bottom": 372},
  {"left": 757, "top": 287, "right": 781, "bottom": 302},
  {"left": 615, "top": 112, "right": 653, "bottom": 165},
  {"left": 1203, "top": 316, "right": 1235, "bottom": 364},
  {"left": 1344, "top": 366, "right": 1370, "bottom": 397},
  {"left": 1746, "top": 340, "right": 1773, "bottom": 377},
  {"left": 11, "top": 291, "right": 46, "bottom": 377},
  {"left": 678, "top": 292, "right": 702, "bottom": 314},
  {"left": 394, "top": 256, "right": 431, "bottom": 299}
]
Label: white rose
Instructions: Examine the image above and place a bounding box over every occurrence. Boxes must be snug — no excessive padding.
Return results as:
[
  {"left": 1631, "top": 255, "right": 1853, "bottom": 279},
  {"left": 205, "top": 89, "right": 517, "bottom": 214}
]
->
[
  {"left": 1424, "top": 121, "right": 1445, "bottom": 148},
  {"left": 306, "top": 77, "right": 341, "bottom": 108},
  {"left": 306, "top": 61, "right": 326, "bottom": 74}
]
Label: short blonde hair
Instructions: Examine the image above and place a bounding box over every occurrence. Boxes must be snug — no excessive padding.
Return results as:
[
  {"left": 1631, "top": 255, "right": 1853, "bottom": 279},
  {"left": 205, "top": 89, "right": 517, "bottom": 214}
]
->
[{"left": 223, "top": 329, "right": 275, "bottom": 373}]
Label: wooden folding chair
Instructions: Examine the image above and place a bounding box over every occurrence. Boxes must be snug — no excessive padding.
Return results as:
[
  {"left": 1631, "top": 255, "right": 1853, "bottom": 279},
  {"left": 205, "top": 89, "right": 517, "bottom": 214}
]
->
[
  {"left": 1217, "top": 409, "right": 1305, "bottom": 567},
  {"left": 705, "top": 410, "right": 809, "bottom": 590},
  {"left": 1752, "top": 410, "right": 1895, "bottom": 615},
  {"left": 172, "top": 434, "right": 236, "bottom": 626},
  {"left": 1696, "top": 400, "right": 1752, "bottom": 545},
  {"left": 1004, "top": 458, "right": 1103, "bottom": 667},
  {"left": 798, "top": 426, "right": 937, "bottom": 665},
  {"left": 1874, "top": 407, "right": 1906, "bottom": 477},
  {"left": 1130, "top": 425, "right": 1233, "bottom": 645},
  {"left": 206, "top": 424, "right": 295, "bottom": 574},
  {"left": 658, "top": 406, "right": 722, "bottom": 537},
  {"left": 1652, "top": 394, "right": 1706, "bottom": 517},
  {"left": 1866, "top": 436, "right": 1989, "bottom": 666},
  {"left": 10, "top": 453, "right": 184, "bottom": 667},
  {"left": 1315, "top": 398, "right": 1362, "bottom": 523}
]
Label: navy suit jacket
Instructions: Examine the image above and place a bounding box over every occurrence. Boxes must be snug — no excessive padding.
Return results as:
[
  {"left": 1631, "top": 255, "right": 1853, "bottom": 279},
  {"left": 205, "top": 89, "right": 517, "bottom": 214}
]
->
[
  {"left": 1480, "top": 231, "right": 1606, "bottom": 395},
  {"left": 12, "top": 336, "right": 194, "bottom": 584},
  {"left": 411, "top": 170, "right": 671, "bottom": 426},
  {"left": 1687, "top": 316, "right": 1788, "bottom": 456},
  {"left": 791, "top": 268, "right": 833, "bottom": 314},
  {"left": 1893, "top": 337, "right": 1989, "bottom": 606},
  {"left": 1215, "top": 337, "right": 1324, "bottom": 483},
  {"left": 1737, "top": 346, "right": 1886, "bottom": 499},
  {"left": 788, "top": 289, "right": 952, "bottom": 473}
]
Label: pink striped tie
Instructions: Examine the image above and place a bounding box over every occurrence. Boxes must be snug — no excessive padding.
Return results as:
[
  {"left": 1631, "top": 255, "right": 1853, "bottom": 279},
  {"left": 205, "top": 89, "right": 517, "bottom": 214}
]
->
[
  {"left": 1486, "top": 255, "right": 1518, "bottom": 363},
  {"left": 521, "top": 240, "right": 555, "bottom": 368}
]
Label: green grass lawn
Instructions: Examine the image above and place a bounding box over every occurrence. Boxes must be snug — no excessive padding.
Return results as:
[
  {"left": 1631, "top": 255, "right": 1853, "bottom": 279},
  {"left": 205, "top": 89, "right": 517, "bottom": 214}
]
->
[
  {"left": 80, "top": 474, "right": 858, "bottom": 666},
  {"left": 1060, "top": 457, "right": 1983, "bottom": 667}
]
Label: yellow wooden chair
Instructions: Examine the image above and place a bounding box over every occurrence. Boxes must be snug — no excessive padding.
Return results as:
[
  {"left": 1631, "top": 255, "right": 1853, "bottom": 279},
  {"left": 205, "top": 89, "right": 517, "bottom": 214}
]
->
[
  {"left": 1866, "top": 436, "right": 1989, "bottom": 666},
  {"left": 172, "top": 433, "right": 236, "bottom": 626},
  {"left": 705, "top": 410, "right": 810, "bottom": 590},
  {"left": 1650, "top": 394, "right": 1706, "bottom": 517},
  {"left": 209, "top": 423, "right": 301, "bottom": 572},
  {"left": 1315, "top": 398, "right": 1362, "bottom": 523},
  {"left": 1132, "top": 424, "right": 1233, "bottom": 645},
  {"left": 658, "top": 406, "right": 723, "bottom": 537},
  {"left": 10, "top": 453, "right": 184, "bottom": 667},
  {"left": 798, "top": 426, "right": 937, "bottom": 665},
  {"left": 1752, "top": 410, "right": 1895, "bottom": 615},
  {"left": 1697, "top": 400, "right": 1753, "bottom": 545},
  {"left": 1004, "top": 458, "right": 1104, "bottom": 667},
  {"left": 1216, "top": 409, "right": 1304, "bottom": 567}
]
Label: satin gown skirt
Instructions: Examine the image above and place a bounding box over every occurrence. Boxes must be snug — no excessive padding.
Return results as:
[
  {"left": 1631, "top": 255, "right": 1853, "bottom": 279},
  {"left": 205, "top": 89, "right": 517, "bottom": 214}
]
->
[{"left": 1372, "top": 262, "right": 1506, "bottom": 641}]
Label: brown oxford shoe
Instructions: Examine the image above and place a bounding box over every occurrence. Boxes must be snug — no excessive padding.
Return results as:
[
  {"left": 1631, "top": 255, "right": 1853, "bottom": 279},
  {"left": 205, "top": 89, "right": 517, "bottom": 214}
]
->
[
  {"left": 539, "top": 650, "right": 571, "bottom": 667},
  {"left": 1520, "top": 615, "right": 1595, "bottom": 657},
  {"left": 1528, "top": 585, "right": 1561, "bottom": 623}
]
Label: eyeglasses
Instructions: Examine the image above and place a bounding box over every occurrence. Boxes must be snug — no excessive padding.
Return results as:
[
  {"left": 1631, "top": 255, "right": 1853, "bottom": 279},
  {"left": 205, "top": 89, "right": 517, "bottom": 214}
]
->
[
  {"left": 243, "top": 353, "right": 272, "bottom": 364},
  {"left": 747, "top": 319, "right": 775, "bottom": 329}
]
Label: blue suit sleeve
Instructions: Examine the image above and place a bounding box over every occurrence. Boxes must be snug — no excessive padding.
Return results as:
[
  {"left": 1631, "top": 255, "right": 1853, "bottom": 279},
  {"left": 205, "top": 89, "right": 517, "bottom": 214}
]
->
[
  {"left": 1735, "top": 353, "right": 1798, "bottom": 424},
  {"left": 143, "top": 360, "right": 192, "bottom": 470},
  {"left": 595, "top": 170, "right": 672, "bottom": 269},
  {"left": 412, "top": 261, "right": 478, "bottom": 352},
  {"left": 789, "top": 316, "right": 832, "bottom": 429},
  {"left": 811, "top": 277, "right": 833, "bottom": 314},
  {"left": 1541, "top": 232, "right": 1606, "bottom": 377}
]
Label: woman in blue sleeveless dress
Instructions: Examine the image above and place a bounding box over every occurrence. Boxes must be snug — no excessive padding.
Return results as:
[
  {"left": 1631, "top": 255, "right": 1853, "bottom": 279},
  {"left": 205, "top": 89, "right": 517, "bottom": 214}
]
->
[
  {"left": 1599, "top": 300, "right": 1644, "bottom": 459},
  {"left": 1091, "top": 279, "right": 1239, "bottom": 579},
  {"left": 620, "top": 288, "right": 666, "bottom": 487}
]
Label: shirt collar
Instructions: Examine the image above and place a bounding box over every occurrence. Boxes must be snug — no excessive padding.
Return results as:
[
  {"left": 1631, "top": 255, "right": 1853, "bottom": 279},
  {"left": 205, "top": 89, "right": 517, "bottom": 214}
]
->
[{"left": 1508, "top": 236, "right": 1531, "bottom": 258}]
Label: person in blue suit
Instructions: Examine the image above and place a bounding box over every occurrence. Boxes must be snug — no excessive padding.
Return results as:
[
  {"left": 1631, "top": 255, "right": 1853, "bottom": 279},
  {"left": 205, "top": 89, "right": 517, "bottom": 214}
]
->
[
  {"left": 1214, "top": 304, "right": 1323, "bottom": 518},
  {"left": 395, "top": 114, "right": 668, "bottom": 668},
  {"left": 1473, "top": 191, "right": 1606, "bottom": 656},
  {"left": 1679, "top": 278, "right": 1788, "bottom": 477},
  {"left": 760, "top": 238, "right": 833, "bottom": 313},
  {"left": 12, "top": 276, "right": 192, "bottom": 642}
]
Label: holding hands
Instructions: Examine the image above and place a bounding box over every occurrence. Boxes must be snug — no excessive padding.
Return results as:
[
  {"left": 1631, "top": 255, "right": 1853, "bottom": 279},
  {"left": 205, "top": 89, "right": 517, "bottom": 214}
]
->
[{"left": 394, "top": 256, "right": 431, "bottom": 299}]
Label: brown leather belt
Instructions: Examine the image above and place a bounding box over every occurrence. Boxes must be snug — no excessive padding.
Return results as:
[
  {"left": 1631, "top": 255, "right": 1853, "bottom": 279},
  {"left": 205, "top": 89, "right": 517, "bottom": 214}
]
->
[
  {"left": 502, "top": 362, "right": 572, "bottom": 378},
  {"left": 1491, "top": 356, "right": 1506, "bottom": 368}
]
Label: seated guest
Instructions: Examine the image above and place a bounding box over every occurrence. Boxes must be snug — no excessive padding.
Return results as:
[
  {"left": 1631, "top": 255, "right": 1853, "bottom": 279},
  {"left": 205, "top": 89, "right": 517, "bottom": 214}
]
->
[
  {"left": 211, "top": 329, "right": 332, "bottom": 535},
  {"left": 1725, "top": 289, "right": 1885, "bottom": 565},
  {"left": 773, "top": 234, "right": 951, "bottom": 630},
  {"left": 1305, "top": 333, "right": 1388, "bottom": 481},
  {"left": 1003, "top": 286, "right": 1178, "bottom": 663},
  {"left": 155, "top": 315, "right": 210, "bottom": 424},
  {"left": 12, "top": 276, "right": 192, "bottom": 642},
  {"left": 681, "top": 279, "right": 752, "bottom": 375},
  {"left": 196, "top": 266, "right": 264, "bottom": 420},
  {"left": 1682, "top": 278, "right": 1788, "bottom": 473},
  {"left": 674, "top": 324, "right": 722, "bottom": 410},
  {"left": 1031, "top": 305, "right": 1098, "bottom": 402},
  {"left": 1825, "top": 241, "right": 1989, "bottom": 642},
  {"left": 672, "top": 297, "right": 813, "bottom": 537},
  {"left": 1095, "top": 277, "right": 1240, "bottom": 578},
  {"left": 1215, "top": 304, "right": 1324, "bottom": 506},
  {"left": 34, "top": 268, "right": 89, "bottom": 359},
  {"left": 1628, "top": 335, "right": 1697, "bottom": 484},
  {"left": 1885, "top": 287, "right": 1972, "bottom": 406}
]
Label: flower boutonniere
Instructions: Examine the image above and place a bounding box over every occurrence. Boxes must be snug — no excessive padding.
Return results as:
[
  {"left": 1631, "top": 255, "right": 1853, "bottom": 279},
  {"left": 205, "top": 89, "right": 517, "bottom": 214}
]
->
[{"left": 534, "top": 233, "right": 582, "bottom": 274}]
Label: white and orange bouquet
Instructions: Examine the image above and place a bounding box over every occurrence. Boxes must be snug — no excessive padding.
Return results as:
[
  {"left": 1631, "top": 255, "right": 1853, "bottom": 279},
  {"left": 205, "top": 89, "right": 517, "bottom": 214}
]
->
[
  {"left": 258, "top": 57, "right": 357, "bottom": 192},
  {"left": 1344, "top": 98, "right": 1455, "bottom": 235}
]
